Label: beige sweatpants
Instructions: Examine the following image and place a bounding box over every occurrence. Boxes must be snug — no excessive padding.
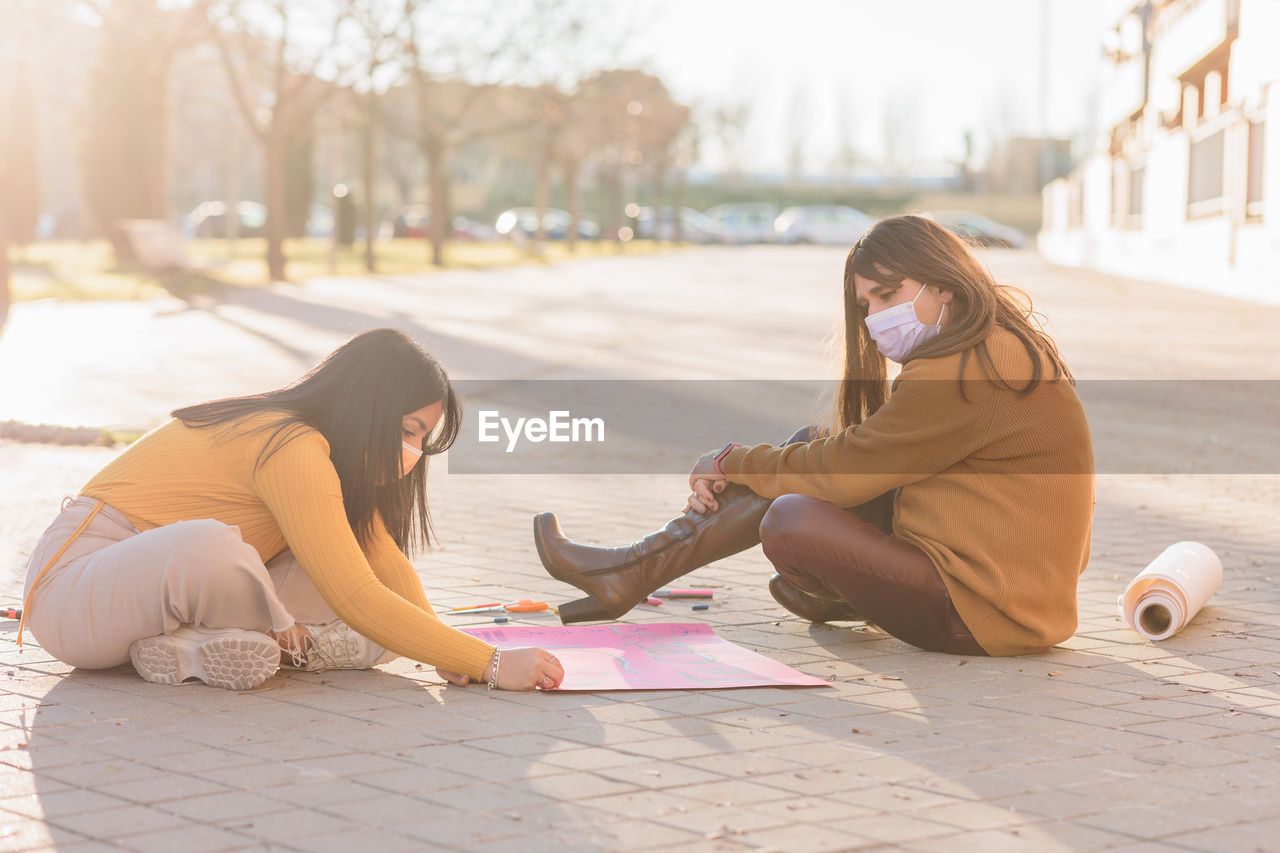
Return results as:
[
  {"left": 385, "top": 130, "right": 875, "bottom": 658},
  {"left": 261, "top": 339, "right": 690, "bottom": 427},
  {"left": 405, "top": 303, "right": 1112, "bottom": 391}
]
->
[{"left": 23, "top": 497, "right": 340, "bottom": 669}]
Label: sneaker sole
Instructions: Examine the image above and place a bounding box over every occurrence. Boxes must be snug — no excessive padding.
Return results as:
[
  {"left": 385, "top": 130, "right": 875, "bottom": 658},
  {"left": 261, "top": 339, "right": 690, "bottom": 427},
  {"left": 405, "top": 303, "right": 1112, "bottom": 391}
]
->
[{"left": 130, "top": 630, "right": 279, "bottom": 690}]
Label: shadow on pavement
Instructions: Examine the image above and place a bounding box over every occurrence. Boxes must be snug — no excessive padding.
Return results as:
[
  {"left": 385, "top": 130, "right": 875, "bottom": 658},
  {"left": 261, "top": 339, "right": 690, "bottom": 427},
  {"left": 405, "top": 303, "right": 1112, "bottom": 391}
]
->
[{"left": 20, "top": 660, "right": 625, "bottom": 850}]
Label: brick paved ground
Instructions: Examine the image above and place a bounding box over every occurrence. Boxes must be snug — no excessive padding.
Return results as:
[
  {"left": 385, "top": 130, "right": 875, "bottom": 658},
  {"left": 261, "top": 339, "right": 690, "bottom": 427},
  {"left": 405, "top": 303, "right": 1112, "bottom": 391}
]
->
[{"left": 0, "top": 247, "right": 1278, "bottom": 852}]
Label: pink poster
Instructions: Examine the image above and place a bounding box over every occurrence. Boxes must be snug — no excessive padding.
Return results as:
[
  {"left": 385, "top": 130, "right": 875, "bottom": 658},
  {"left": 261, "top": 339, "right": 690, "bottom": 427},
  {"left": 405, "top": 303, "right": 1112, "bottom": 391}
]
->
[{"left": 462, "top": 622, "right": 828, "bottom": 691}]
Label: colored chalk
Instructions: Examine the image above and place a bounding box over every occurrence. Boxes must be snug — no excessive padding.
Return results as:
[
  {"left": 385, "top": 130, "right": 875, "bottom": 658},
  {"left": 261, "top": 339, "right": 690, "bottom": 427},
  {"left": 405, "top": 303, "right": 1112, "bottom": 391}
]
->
[
  {"left": 691, "top": 603, "right": 710, "bottom": 611},
  {"left": 645, "top": 597, "right": 663, "bottom": 606},
  {"left": 657, "top": 589, "right": 714, "bottom": 598},
  {"left": 493, "top": 616, "right": 510, "bottom": 623}
]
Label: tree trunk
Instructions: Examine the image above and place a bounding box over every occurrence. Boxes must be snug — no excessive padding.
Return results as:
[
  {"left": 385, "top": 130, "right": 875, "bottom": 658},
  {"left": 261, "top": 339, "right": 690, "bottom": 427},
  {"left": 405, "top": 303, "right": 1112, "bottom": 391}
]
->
[
  {"left": 607, "top": 167, "right": 623, "bottom": 246},
  {"left": 142, "top": 56, "right": 170, "bottom": 221},
  {"left": 533, "top": 157, "right": 550, "bottom": 252},
  {"left": 651, "top": 160, "right": 668, "bottom": 244},
  {"left": 224, "top": 126, "right": 241, "bottom": 258},
  {"left": 564, "top": 160, "right": 580, "bottom": 253},
  {"left": 0, "top": 212, "right": 10, "bottom": 334},
  {"left": 361, "top": 100, "right": 377, "bottom": 273},
  {"left": 673, "top": 159, "right": 686, "bottom": 245},
  {"left": 426, "top": 141, "right": 446, "bottom": 267},
  {"left": 265, "top": 121, "right": 288, "bottom": 281}
]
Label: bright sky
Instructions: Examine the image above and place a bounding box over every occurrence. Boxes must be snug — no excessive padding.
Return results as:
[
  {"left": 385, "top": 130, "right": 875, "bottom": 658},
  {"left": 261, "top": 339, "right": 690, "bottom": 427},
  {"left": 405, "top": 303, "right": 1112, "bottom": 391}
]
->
[{"left": 623, "top": 0, "right": 1132, "bottom": 175}]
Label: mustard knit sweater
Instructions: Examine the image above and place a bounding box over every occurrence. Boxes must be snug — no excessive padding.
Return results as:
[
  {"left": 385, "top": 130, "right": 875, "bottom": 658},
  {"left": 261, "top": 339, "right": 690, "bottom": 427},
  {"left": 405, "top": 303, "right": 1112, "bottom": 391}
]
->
[
  {"left": 719, "top": 328, "right": 1095, "bottom": 655},
  {"left": 81, "top": 414, "right": 497, "bottom": 680}
]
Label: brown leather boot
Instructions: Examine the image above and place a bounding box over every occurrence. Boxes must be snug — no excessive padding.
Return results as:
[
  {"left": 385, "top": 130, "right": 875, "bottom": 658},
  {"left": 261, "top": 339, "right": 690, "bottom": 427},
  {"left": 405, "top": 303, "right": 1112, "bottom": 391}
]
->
[
  {"left": 534, "top": 484, "right": 772, "bottom": 623},
  {"left": 768, "top": 574, "right": 864, "bottom": 623}
]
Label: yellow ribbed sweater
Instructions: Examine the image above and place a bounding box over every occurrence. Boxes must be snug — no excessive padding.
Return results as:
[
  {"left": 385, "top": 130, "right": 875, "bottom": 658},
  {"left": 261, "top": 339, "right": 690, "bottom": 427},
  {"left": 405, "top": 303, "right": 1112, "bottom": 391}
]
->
[
  {"left": 719, "top": 328, "right": 1095, "bottom": 655},
  {"left": 80, "top": 413, "right": 496, "bottom": 680}
]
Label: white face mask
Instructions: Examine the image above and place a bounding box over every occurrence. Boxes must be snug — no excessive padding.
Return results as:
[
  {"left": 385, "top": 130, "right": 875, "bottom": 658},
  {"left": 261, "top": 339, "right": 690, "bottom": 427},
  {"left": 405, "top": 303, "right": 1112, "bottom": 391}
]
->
[
  {"left": 864, "top": 282, "right": 945, "bottom": 362},
  {"left": 401, "top": 441, "right": 424, "bottom": 477}
]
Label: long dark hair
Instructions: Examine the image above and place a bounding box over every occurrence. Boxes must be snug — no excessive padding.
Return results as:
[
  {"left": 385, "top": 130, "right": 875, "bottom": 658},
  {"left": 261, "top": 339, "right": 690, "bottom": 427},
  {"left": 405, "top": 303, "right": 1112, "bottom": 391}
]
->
[
  {"left": 173, "top": 328, "right": 462, "bottom": 553},
  {"left": 833, "top": 214, "right": 1072, "bottom": 430}
]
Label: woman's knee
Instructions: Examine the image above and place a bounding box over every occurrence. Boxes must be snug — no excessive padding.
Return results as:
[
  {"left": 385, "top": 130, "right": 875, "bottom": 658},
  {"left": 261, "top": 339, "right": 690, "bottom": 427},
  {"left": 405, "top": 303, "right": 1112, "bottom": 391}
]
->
[
  {"left": 759, "top": 494, "right": 835, "bottom": 554},
  {"left": 161, "top": 520, "right": 266, "bottom": 588}
]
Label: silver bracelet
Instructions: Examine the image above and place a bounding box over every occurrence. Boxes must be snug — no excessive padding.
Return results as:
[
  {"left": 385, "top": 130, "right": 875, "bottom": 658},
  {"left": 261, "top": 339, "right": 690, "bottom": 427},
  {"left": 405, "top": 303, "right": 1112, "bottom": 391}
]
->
[{"left": 486, "top": 648, "right": 501, "bottom": 695}]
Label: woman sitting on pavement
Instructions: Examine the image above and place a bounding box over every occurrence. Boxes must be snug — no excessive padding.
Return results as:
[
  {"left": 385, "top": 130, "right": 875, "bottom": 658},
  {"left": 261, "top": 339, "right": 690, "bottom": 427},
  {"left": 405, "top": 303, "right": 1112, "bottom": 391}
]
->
[
  {"left": 22, "top": 328, "right": 564, "bottom": 691},
  {"left": 535, "top": 214, "right": 1094, "bottom": 656}
]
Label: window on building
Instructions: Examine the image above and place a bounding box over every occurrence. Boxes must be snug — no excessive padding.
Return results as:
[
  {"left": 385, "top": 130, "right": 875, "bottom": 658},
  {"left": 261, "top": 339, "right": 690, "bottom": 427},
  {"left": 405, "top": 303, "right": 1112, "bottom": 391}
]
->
[
  {"left": 1129, "top": 164, "right": 1145, "bottom": 225},
  {"left": 1188, "top": 127, "right": 1225, "bottom": 215},
  {"left": 1247, "top": 121, "right": 1265, "bottom": 220}
]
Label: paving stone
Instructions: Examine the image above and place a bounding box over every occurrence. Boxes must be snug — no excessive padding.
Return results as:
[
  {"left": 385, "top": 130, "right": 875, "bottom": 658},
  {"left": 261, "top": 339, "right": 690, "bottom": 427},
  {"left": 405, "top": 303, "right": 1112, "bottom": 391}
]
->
[
  {"left": 44, "top": 803, "right": 188, "bottom": 839},
  {"left": 3, "top": 251, "right": 1280, "bottom": 851}
]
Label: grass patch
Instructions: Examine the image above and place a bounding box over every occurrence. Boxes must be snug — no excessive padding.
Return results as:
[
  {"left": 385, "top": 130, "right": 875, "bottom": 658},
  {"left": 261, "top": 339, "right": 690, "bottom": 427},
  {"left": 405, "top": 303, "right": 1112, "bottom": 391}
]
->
[
  {"left": 10, "top": 242, "right": 168, "bottom": 302},
  {"left": 10, "top": 237, "right": 675, "bottom": 303},
  {"left": 0, "top": 420, "right": 134, "bottom": 447}
]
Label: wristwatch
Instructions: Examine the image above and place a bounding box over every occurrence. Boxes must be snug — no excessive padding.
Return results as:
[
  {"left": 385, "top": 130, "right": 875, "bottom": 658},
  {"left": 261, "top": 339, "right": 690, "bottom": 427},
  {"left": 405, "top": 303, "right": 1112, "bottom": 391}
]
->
[{"left": 713, "top": 442, "right": 743, "bottom": 477}]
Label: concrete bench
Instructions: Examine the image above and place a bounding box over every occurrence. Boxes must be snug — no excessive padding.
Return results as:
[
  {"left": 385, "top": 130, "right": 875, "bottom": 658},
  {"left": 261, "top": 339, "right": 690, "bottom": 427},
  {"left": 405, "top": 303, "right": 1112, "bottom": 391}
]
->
[{"left": 117, "top": 220, "right": 195, "bottom": 273}]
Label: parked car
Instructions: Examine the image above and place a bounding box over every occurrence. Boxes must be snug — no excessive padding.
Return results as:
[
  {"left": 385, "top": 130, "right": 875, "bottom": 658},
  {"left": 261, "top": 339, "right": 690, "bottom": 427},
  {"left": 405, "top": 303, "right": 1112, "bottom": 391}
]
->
[
  {"left": 704, "top": 203, "right": 779, "bottom": 244},
  {"left": 494, "top": 207, "right": 600, "bottom": 240},
  {"left": 926, "top": 210, "right": 1029, "bottom": 249},
  {"left": 306, "top": 204, "right": 335, "bottom": 239},
  {"left": 773, "top": 205, "right": 874, "bottom": 245},
  {"left": 633, "top": 206, "right": 724, "bottom": 243},
  {"left": 185, "top": 201, "right": 335, "bottom": 239},
  {"left": 185, "top": 201, "right": 268, "bottom": 238},
  {"left": 451, "top": 216, "right": 499, "bottom": 241},
  {"left": 392, "top": 206, "right": 500, "bottom": 241},
  {"left": 391, "top": 205, "right": 432, "bottom": 238}
]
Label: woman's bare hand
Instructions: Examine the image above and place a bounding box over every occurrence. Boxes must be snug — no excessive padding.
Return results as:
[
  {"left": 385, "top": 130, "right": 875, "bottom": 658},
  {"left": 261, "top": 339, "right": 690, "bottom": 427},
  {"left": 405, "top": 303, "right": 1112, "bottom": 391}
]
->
[
  {"left": 683, "top": 451, "right": 728, "bottom": 514},
  {"left": 489, "top": 646, "right": 565, "bottom": 691}
]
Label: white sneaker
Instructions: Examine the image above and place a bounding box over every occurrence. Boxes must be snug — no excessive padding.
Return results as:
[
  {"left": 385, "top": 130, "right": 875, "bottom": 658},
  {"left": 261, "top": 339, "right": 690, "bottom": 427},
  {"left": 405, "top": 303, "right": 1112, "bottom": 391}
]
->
[
  {"left": 298, "top": 620, "right": 395, "bottom": 672},
  {"left": 129, "top": 626, "right": 280, "bottom": 690}
]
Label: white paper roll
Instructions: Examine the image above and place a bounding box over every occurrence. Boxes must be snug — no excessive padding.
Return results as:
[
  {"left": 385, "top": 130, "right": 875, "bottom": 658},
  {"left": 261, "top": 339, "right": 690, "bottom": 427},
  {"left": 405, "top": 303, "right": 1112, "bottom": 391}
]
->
[{"left": 1117, "top": 541, "right": 1223, "bottom": 641}]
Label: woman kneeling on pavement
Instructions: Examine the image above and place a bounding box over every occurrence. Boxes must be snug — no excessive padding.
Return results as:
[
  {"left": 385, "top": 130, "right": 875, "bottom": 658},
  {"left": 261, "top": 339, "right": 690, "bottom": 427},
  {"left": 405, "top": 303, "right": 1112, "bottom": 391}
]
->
[
  {"left": 536, "top": 214, "right": 1094, "bottom": 656},
  {"left": 22, "top": 328, "right": 564, "bottom": 691}
]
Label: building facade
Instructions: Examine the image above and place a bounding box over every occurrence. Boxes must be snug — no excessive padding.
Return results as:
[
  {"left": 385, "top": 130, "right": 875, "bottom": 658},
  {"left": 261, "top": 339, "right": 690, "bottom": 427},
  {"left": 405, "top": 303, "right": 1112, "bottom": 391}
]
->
[{"left": 1039, "top": 0, "right": 1279, "bottom": 303}]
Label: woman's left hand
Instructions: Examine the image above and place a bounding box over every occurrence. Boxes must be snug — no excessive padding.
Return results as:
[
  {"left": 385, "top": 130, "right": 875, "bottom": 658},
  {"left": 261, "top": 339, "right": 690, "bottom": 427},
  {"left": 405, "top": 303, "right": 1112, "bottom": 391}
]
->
[
  {"left": 689, "top": 450, "right": 720, "bottom": 485},
  {"left": 684, "top": 451, "right": 728, "bottom": 514}
]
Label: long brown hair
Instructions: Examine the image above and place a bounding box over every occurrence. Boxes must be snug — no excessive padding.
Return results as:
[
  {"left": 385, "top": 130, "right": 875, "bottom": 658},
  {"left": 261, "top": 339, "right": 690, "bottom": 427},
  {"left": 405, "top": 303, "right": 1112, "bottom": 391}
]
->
[
  {"left": 833, "top": 214, "right": 1071, "bottom": 430},
  {"left": 173, "top": 328, "right": 462, "bottom": 553}
]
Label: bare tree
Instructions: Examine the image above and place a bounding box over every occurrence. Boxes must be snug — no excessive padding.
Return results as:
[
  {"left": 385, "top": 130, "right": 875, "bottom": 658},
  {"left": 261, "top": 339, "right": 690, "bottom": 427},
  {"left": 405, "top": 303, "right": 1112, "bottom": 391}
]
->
[
  {"left": 786, "top": 85, "right": 809, "bottom": 181},
  {"left": 881, "top": 91, "right": 921, "bottom": 176},
  {"left": 348, "top": 0, "right": 405, "bottom": 272},
  {"left": 77, "top": 0, "right": 208, "bottom": 256},
  {"left": 396, "top": 0, "right": 560, "bottom": 266},
  {"left": 3, "top": 0, "right": 85, "bottom": 330},
  {"left": 564, "top": 69, "right": 686, "bottom": 245},
  {"left": 0, "top": 208, "right": 8, "bottom": 335},
  {"left": 207, "top": 0, "right": 356, "bottom": 281},
  {"left": 670, "top": 120, "right": 700, "bottom": 244},
  {"left": 710, "top": 101, "right": 751, "bottom": 181},
  {"left": 831, "top": 86, "right": 862, "bottom": 185}
]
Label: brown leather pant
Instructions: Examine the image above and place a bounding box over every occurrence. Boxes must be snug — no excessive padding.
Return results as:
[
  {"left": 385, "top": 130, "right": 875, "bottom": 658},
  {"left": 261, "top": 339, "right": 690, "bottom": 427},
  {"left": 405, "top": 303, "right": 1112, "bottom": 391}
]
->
[{"left": 759, "top": 493, "right": 986, "bottom": 655}]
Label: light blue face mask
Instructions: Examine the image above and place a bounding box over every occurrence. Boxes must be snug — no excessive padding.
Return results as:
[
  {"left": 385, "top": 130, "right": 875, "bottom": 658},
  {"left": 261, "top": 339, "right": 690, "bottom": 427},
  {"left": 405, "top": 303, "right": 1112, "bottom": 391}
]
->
[{"left": 864, "top": 282, "right": 944, "bottom": 362}]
